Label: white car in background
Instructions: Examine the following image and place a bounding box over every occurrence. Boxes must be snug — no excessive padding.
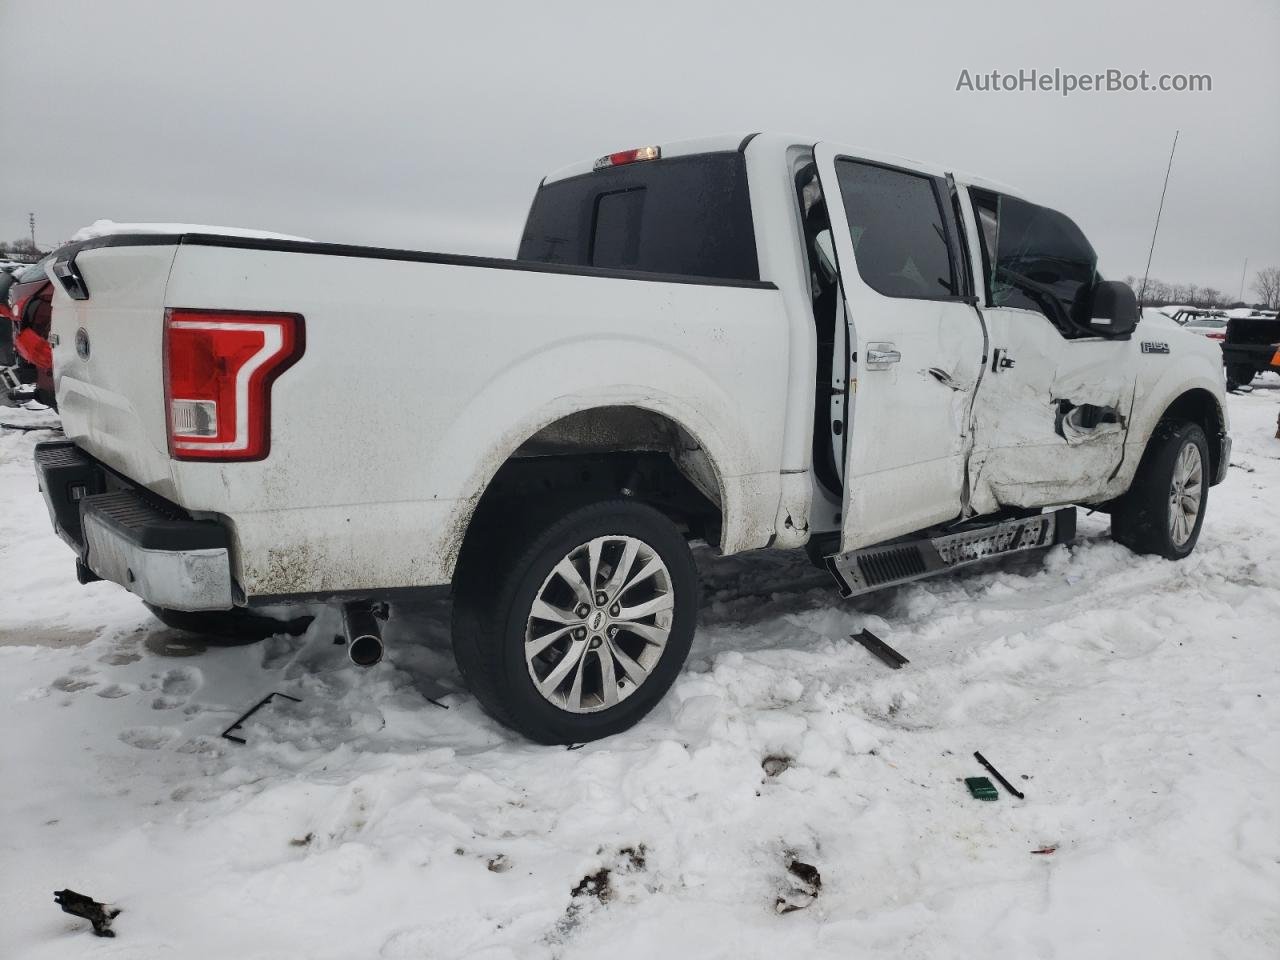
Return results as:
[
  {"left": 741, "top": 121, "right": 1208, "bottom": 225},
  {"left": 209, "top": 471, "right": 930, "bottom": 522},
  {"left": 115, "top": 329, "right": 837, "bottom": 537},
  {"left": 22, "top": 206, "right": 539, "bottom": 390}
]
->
[{"left": 1162, "top": 307, "right": 1228, "bottom": 341}]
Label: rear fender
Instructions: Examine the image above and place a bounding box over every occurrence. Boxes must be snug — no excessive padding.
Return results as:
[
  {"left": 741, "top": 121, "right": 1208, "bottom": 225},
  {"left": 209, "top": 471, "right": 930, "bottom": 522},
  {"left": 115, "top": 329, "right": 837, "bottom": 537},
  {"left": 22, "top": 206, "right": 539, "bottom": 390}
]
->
[{"left": 428, "top": 336, "right": 782, "bottom": 576}]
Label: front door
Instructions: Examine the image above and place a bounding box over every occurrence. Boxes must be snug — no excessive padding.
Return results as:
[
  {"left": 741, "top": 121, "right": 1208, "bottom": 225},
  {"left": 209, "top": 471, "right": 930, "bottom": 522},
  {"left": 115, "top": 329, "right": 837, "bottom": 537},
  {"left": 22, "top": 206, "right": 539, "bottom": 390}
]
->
[
  {"left": 814, "top": 144, "right": 987, "bottom": 550},
  {"left": 963, "top": 187, "right": 1138, "bottom": 513}
]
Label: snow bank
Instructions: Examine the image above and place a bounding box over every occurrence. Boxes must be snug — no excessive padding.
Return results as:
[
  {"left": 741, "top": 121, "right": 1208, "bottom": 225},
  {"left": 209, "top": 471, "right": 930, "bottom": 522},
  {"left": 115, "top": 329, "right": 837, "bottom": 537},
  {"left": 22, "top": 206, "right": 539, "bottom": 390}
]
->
[
  {"left": 1, "top": 384, "right": 1278, "bottom": 959},
  {"left": 70, "top": 219, "right": 310, "bottom": 243}
]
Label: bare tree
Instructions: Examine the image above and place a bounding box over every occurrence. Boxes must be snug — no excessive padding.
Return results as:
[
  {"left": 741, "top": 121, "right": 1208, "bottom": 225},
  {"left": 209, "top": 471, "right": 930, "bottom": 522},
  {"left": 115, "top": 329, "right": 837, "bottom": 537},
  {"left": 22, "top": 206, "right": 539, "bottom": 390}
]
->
[{"left": 1252, "top": 267, "right": 1280, "bottom": 310}]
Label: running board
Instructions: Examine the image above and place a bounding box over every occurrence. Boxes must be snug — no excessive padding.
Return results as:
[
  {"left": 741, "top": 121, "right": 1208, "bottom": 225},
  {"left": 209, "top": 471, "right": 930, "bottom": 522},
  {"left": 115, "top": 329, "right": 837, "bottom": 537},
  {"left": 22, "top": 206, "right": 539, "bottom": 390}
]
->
[{"left": 825, "top": 508, "right": 1076, "bottom": 599}]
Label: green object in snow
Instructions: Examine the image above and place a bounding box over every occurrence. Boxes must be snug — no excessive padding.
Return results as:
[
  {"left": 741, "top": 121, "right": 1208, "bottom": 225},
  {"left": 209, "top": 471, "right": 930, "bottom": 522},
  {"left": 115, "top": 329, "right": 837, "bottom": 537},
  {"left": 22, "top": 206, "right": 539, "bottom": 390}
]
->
[{"left": 965, "top": 776, "right": 999, "bottom": 801}]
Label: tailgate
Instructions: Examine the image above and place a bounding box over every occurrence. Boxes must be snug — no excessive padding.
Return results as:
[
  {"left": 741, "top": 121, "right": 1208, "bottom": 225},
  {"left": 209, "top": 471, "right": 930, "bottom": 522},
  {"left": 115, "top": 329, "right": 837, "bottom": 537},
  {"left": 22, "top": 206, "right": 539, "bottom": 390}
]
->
[{"left": 50, "top": 238, "right": 180, "bottom": 495}]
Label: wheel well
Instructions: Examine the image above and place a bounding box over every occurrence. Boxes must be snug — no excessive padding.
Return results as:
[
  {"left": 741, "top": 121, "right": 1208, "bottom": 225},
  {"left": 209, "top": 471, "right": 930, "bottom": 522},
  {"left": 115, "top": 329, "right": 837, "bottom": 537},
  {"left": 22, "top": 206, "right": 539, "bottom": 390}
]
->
[
  {"left": 464, "top": 407, "right": 725, "bottom": 549},
  {"left": 1159, "top": 388, "right": 1225, "bottom": 477}
]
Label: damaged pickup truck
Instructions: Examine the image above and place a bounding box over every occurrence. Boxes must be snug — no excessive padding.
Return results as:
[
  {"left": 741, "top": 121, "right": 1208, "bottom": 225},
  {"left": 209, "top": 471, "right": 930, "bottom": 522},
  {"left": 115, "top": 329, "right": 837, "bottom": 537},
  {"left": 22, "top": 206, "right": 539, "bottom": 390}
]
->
[{"left": 34, "top": 134, "right": 1229, "bottom": 742}]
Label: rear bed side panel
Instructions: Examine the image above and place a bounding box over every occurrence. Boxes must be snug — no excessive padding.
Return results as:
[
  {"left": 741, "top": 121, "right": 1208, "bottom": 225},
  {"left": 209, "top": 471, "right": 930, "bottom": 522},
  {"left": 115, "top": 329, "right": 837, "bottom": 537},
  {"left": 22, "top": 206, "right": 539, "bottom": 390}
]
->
[
  {"left": 160, "top": 243, "right": 790, "bottom": 598},
  {"left": 51, "top": 243, "right": 179, "bottom": 493}
]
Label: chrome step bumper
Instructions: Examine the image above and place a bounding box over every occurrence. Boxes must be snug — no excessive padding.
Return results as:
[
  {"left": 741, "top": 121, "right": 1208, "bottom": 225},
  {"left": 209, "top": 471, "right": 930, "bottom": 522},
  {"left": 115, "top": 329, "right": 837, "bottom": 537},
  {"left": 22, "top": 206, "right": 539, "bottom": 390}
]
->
[{"left": 825, "top": 508, "right": 1075, "bottom": 599}]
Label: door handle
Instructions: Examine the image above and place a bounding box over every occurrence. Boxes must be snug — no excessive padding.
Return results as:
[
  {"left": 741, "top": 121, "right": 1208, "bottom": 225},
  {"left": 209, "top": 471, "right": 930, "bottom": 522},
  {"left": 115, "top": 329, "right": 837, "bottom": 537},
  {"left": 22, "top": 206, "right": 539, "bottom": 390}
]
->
[{"left": 866, "top": 343, "right": 901, "bottom": 370}]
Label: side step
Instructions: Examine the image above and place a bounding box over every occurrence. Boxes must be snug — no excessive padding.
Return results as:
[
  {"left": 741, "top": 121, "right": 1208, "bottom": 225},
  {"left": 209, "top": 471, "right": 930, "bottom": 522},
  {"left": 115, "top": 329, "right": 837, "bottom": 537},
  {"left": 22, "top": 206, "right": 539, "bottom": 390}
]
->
[{"left": 825, "top": 508, "right": 1076, "bottom": 599}]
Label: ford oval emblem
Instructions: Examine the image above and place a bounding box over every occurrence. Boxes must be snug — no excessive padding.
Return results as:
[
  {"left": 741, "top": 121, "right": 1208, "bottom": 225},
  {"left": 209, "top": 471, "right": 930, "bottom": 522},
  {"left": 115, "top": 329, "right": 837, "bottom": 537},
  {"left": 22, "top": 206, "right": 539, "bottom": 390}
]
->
[{"left": 75, "top": 327, "right": 90, "bottom": 360}]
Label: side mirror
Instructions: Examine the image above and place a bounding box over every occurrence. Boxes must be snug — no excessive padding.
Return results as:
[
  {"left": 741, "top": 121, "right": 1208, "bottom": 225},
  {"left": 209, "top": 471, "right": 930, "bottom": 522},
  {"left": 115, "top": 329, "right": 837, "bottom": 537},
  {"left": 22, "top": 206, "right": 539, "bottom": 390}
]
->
[{"left": 1089, "top": 280, "right": 1139, "bottom": 336}]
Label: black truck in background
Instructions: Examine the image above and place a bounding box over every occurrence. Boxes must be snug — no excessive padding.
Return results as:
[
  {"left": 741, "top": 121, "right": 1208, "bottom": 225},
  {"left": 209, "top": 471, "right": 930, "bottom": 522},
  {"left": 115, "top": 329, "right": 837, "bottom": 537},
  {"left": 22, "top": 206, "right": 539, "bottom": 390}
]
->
[{"left": 1223, "top": 315, "right": 1280, "bottom": 391}]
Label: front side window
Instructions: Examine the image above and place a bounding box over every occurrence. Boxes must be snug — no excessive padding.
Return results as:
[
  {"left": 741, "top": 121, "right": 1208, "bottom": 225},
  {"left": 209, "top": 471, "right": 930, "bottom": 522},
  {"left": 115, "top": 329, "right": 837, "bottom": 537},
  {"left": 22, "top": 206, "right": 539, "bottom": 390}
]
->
[
  {"left": 834, "top": 160, "right": 959, "bottom": 299},
  {"left": 972, "top": 189, "right": 1099, "bottom": 334}
]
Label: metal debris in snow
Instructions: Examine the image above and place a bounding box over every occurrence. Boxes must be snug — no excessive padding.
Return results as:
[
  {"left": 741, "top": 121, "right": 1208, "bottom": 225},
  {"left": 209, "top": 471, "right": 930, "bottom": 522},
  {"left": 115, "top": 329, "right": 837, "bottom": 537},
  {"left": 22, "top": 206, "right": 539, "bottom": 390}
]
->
[
  {"left": 850, "top": 629, "right": 909, "bottom": 669},
  {"left": 965, "top": 776, "right": 999, "bottom": 801},
  {"left": 53, "top": 889, "right": 120, "bottom": 938},
  {"left": 220, "top": 691, "right": 302, "bottom": 744},
  {"left": 974, "top": 751, "right": 1026, "bottom": 799}
]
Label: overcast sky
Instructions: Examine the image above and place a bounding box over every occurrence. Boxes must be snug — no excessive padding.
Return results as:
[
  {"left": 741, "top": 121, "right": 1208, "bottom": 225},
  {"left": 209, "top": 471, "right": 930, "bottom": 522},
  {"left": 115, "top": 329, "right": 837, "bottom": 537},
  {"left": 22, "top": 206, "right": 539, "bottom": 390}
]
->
[{"left": 2, "top": 0, "right": 1277, "bottom": 297}]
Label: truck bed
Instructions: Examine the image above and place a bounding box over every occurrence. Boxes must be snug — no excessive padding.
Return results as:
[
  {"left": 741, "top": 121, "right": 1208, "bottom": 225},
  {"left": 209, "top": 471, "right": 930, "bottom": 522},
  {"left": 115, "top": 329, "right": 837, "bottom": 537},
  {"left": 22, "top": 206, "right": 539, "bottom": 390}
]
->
[{"left": 48, "top": 233, "right": 789, "bottom": 599}]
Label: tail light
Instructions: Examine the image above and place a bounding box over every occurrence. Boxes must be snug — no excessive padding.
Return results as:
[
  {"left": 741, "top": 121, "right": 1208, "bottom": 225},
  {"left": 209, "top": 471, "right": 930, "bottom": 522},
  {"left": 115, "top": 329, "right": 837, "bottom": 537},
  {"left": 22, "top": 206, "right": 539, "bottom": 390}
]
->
[
  {"left": 164, "top": 309, "right": 304, "bottom": 461},
  {"left": 1207, "top": 332, "right": 1225, "bottom": 341}
]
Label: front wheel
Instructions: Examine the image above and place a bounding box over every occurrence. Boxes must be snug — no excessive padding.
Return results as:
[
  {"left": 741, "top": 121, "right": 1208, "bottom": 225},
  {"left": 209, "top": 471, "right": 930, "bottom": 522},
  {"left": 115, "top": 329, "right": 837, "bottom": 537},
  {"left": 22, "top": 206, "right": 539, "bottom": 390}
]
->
[
  {"left": 1110, "top": 421, "right": 1209, "bottom": 560},
  {"left": 451, "top": 499, "right": 698, "bottom": 744}
]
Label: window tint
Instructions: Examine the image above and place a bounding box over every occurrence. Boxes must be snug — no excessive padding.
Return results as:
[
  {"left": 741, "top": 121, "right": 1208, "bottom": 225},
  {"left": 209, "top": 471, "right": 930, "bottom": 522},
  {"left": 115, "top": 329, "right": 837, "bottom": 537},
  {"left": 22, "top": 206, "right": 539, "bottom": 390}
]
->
[
  {"left": 834, "top": 160, "right": 958, "bottom": 299},
  {"left": 973, "top": 189, "right": 1098, "bottom": 333},
  {"left": 519, "top": 152, "right": 759, "bottom": 282},
  {"left": 591, "top": 188, "right": 645, "bottom": 268}
]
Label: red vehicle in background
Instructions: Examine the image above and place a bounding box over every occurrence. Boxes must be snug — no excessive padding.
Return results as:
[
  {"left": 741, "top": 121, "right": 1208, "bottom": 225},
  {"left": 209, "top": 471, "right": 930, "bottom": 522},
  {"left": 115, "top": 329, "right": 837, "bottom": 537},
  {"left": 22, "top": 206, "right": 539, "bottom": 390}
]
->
[{"left": 2, "top": 255, "right": 55, "bottom": 408}]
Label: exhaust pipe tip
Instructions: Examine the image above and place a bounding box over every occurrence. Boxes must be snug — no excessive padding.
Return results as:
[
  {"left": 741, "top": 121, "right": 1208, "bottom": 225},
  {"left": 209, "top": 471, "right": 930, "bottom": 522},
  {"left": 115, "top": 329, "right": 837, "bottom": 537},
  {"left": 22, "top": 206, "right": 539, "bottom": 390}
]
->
[
  {"left": 341, "top": 601, "right": 387, "bottom": 667},
  {"left": 348, "top": 633, "right": 384, "bottom": 667}
]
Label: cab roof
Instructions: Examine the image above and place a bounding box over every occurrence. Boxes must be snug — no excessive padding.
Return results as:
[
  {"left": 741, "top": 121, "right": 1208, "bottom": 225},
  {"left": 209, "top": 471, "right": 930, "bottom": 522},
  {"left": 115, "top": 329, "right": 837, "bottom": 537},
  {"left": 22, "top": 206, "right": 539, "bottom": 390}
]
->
[{"left": 542, "top": 132, "right": 1028, "bottom": 201}]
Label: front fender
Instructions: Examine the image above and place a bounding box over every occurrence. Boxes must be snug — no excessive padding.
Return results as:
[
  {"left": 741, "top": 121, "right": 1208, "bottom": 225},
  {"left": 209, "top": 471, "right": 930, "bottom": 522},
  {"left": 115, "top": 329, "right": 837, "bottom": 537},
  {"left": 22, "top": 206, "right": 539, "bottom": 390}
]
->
[{"left": 1118, "top": 338, "right": 1228, "bottom": 489}]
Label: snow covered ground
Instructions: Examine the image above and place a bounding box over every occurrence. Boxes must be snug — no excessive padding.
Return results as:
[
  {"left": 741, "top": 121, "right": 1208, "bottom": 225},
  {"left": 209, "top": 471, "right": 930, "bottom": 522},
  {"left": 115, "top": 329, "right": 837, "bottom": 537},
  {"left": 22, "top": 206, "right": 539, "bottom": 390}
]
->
[{"left": 1, "top": 386, "right": 1277, "bottom": 959}]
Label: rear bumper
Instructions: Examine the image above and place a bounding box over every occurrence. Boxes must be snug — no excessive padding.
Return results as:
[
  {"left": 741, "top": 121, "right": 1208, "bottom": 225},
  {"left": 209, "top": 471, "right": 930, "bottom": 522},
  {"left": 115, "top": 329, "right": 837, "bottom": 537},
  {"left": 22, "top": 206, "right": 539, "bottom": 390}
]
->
[
  {"left": 34, "top": 441, "right": 235, "bottom": 611},
  {"left": 1221, "top": 342, "right": 1280, "bottom": 371}
]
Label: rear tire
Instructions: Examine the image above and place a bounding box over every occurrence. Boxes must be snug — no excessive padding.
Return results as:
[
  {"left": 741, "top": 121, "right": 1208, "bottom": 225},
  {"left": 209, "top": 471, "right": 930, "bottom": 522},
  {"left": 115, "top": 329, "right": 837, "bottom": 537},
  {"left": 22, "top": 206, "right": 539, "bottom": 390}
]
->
[
  {"left": 144, "top": 604, "right": 313, "bottom": 646},
  {"left": 1226, "top": 364, "right": 1254, "bottom": 391},
  {"left": 1110, "top": 421, "right": 1209, "bottom": 560},
  {"left": 451, "top": 498, "right": 698, "bottom": 744}
]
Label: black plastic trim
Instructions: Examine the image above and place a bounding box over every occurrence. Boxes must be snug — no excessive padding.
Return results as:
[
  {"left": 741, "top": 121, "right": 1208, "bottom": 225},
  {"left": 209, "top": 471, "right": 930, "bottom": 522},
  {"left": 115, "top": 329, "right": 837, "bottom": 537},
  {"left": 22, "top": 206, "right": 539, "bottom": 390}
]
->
[
  {"left": 246, "top": 583, "right": 452, "bottom": 608},
  {"left": 178, "top": 233, "right": 777, "bottom": 290},
  {"left": 52, "top": 228, "right": 778, "bottom": 294},
  {"left": 35, "top": 440, "right": 229, "bottom": 554},
  {"left": 82, "top": 490, "right": 230, "bottom": 552},
  {"left": 737, "top": 132, "right": 762, "bottom": 153}
]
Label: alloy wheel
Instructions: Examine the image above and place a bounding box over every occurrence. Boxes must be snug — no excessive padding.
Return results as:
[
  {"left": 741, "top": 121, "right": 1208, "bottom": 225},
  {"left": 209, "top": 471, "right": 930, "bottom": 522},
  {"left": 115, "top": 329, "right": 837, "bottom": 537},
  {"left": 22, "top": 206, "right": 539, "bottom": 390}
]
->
[{"left": 524, "top": 535, "right": 674, "bottom": 713}]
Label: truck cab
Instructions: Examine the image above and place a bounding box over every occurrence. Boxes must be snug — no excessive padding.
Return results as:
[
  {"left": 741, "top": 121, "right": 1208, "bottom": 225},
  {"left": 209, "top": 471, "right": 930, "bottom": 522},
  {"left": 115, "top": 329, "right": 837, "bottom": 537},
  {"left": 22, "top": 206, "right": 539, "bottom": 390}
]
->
[{"left": 521, "top": 134, "right": 1227, "bottom": 557}]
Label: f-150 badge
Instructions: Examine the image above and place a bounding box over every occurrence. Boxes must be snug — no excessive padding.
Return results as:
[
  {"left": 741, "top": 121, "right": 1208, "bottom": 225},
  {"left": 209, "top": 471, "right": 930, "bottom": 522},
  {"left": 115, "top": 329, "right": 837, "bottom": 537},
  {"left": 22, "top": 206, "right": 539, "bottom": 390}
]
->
[{"left": 1141, "top": 341, "right": 1169, "bottom": 354}]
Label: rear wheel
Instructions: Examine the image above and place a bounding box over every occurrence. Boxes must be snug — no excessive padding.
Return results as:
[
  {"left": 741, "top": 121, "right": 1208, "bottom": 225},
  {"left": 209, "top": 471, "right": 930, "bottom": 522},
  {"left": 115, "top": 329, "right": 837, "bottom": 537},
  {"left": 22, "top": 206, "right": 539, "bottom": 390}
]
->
[
  {"left": 1110, "top": 421, "right": 1209, "bottom": 560},
  {"left": 1226, "top": 364, "right": 1254, "bottom": 391},
  {"left": 451, "top": 498, "right": 697, "bottom": 744},
  {"left": 144, "top": 604, "right": 313, "bottom": 645}
]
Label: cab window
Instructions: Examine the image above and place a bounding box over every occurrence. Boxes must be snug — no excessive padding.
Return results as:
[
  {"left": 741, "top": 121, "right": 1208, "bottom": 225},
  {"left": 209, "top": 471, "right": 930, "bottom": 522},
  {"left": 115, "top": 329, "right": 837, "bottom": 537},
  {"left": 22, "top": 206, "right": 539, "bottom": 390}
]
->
[
  {"left": 972, "top": 188, "right": 1099, "bottom": 336},
  {"left": 834, "top": 160, "right": 960, "bottom": 299}
]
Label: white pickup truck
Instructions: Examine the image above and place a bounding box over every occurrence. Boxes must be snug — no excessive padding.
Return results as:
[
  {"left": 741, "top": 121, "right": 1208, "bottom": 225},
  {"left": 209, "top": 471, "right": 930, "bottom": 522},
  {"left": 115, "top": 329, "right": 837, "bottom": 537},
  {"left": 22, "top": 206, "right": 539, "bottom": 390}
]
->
[{"left": 35, "top": 133, "right": 1229, "bottom": 742}]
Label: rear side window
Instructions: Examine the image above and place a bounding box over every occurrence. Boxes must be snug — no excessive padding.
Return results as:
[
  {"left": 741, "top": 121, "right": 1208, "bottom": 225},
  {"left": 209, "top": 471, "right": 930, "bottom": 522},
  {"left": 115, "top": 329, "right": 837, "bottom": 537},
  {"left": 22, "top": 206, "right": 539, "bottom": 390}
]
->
[
  {"left": 834, "top": 160, "right": 959, "bottom": 299},
  {"left": 519, "top": 152, "right": 759, "bottom": 282},
  {"left": 972, "top": 188, "right": 1098, "bottom": 333}
]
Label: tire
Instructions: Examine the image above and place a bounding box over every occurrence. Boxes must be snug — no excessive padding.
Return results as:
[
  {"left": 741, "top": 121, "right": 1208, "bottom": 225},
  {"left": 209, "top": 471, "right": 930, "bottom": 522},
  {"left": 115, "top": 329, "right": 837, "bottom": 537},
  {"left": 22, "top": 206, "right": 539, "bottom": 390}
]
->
[
  {"left": 1225, "top": 364, "right": 1254, "bottom": 391},
  {"left": 1110, "top": 420, "right": 1209, "bottom": 560},
  {"left": 451, "top": 498, "right": 698, "bottom": 744},
  {"left": 144, "top": 603, "right": 313, "bottom": 646}
]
